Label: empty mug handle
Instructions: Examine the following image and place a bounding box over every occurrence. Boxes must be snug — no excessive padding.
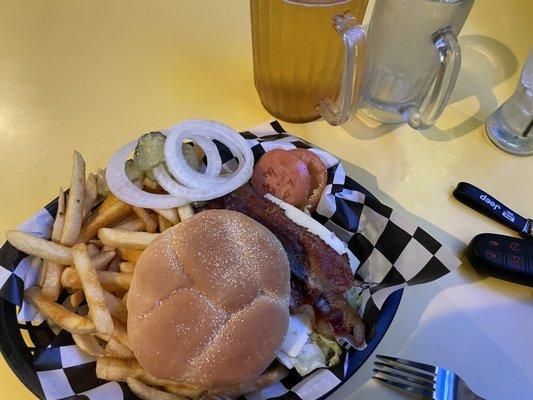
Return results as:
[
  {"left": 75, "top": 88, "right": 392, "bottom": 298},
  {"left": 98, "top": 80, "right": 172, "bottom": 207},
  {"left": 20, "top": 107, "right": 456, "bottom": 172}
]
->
[
  {"left": 316, "top": 12, "right": 366, "bottom": 126},
  {"left": 401, "top": 30, "right": 461, "bottom": 130}
]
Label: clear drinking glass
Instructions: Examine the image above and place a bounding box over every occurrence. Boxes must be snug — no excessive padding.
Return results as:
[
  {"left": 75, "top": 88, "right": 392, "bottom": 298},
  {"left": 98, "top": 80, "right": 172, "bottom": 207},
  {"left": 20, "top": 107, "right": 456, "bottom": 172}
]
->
[
  {"left": 486, "top": 53, "right": 533, "bottom": 156},
  {"left": 360, "top": 0, "right": 475, "bottom": 130},
  {"left": 250, "top": 0, "right": 368, "bottom": 125}
]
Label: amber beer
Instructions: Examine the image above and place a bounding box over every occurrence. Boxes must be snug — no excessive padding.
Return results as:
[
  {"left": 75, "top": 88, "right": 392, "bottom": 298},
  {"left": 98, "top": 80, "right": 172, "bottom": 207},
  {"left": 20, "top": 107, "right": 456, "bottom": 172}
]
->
[{"left": 250, "top": 0, "right": 369, "bottom": 123}]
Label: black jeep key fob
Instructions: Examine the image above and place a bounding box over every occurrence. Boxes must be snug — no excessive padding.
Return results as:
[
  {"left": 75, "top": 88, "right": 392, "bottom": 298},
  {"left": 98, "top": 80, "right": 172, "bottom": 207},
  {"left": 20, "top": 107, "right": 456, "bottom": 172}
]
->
[{"left": 468, "top": 233, "right": 533, "bottom": 286}]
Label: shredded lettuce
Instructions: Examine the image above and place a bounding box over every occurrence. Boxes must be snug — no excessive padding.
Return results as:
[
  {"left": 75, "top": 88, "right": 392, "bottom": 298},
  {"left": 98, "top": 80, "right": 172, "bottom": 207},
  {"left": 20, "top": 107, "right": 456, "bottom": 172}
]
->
[
  {"left": 345, "top": 285, "right": 363, "bottom": 311},
  {"left": 310, "top": 332, "right": 342, "bottom": 367},
  {"left": 288, "top": 342, "right": 327, "bottom": 376},
  {"left": 278, "top": 307, "right": 345, "bottom": 376},
  {"left": 278, "top": 324, "right": 341, "bottom": 375},
  {"left": 280, "top": 313, "right": 312, "bottom": 357}
]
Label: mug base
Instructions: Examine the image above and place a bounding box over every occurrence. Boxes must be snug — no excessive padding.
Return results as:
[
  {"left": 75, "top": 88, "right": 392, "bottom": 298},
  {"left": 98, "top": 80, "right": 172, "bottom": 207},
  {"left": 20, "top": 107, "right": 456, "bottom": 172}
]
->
[
  {"left": 260, "top": 100, "right": 321, "bottom": 124},
  {"left": 360, "top": 98, "right": 404, "bottom": 125}
]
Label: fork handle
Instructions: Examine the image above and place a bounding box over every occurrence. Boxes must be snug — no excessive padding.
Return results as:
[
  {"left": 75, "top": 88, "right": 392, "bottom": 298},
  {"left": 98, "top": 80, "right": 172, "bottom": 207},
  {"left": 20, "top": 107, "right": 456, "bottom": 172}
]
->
[{"left": 457, "top": 380, "right": 485, "bottom": 400}]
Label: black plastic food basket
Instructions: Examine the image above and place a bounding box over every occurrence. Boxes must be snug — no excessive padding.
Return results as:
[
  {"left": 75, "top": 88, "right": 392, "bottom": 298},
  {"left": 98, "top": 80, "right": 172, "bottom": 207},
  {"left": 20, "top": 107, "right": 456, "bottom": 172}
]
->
[{"left": 0, "top": 123, "right": 416, "bottom": 399}]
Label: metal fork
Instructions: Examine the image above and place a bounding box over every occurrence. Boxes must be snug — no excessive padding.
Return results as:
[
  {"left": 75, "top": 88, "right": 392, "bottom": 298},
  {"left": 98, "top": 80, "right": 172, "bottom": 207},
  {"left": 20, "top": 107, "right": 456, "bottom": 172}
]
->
[{"left": 373, "top": 354, "right": 484, "bottom": 400}]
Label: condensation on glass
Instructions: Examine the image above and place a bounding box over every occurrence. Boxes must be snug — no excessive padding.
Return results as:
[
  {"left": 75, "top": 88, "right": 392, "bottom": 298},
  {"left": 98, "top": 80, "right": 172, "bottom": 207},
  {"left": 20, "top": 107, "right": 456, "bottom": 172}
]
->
[{"left": 360, "top": 0, "right": 475, "bottom": 130}]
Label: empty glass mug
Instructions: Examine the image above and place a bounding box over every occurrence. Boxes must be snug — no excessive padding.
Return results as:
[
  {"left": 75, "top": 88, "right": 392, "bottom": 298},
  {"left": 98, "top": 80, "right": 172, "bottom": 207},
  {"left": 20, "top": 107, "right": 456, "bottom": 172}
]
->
[
  {"left": 360, "top": 0, "right": 475, "bottom": 130},
  {"left": 250, "top": 0, "right": 368, "bottom": 125}
]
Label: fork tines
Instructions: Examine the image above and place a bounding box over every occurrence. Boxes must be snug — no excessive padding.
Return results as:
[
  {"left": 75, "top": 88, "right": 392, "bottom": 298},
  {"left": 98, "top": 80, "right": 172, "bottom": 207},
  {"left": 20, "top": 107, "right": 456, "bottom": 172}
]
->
[{"left": 373, "top": 354, "right": 437, "bottom": 398}]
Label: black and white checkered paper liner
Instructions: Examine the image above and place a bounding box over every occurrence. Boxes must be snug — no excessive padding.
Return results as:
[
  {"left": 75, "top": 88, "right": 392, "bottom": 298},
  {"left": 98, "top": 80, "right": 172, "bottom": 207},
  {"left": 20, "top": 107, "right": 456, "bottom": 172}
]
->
[{"left": 0, "top": 121, "right": 461, "bottom": 400}]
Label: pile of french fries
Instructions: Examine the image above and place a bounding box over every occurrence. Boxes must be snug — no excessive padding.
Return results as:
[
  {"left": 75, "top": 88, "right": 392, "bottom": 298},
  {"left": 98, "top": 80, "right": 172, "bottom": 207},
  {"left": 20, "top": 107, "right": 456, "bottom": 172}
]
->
[{"left": 6, "top": 151, "right": 288, "bottom": 400}]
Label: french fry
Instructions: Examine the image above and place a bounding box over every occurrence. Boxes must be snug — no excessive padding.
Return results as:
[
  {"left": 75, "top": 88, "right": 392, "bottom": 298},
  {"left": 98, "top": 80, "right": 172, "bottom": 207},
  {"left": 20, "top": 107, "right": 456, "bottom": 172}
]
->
[
  {"left": 93, "top": 250, "right": 116, "bottom": 271},
  {"left": 46, "top": 318, "right": 62, "bottom": 335},
  {"left": 42, "top": 262, "right": 64, "bottom": 300},
  {"left": 47, "top": 267, "right": 83, "bottom": 332},
  {"left": 98, "top": 228, "right": 159, "bottom": 250},
  {"left": 61, "top": 268, "right": 132, "bottom": 292},
  {"left": 63, "top": 290, "right": 85, "bottom": 312},
  {"left": 136, "top": 370, "right": 203, "bottom": 396},
  {"left": 77, "top": 304, "right": 90, "bottom": 317},
  {"left": 143, "top": 177, "right": 159, "bottom": 191},
  {"left": 60, "top": 151, "right": 86, "bottom": 246},
  {"left": 82, "top": 173, "right": 98, "bottom": 218},
  {"left": 107, "top": 255, "right": 121, "bottom": 272},
  {"left": 96, "top": 318, "right": 130, "bottom": 349},
  {"left": 103, "top": 291, "right": 128, "bottom": 323},
  {"left": 153, "top": 208, "right": 179, "bottom": 225},
  {"left": 72, "top": 333, "right": 106, "bottom": 357},
  {"left": 72, "top": 244, "right": 114, "bottom": 335},
  {"left": 79, "top": 195, "right": 132, "bottom": 242},
  {"left": 101, "top": 245, "right": 115, "bottom": 253},
  {"left": 51, "top": 188, "right": 66, "bottom": 242},
  {"left": 165, "top": 383, "right": 206, "bottom": 399},
  {"left": 209, "top": 364, "right": 289, "bottom": 396},
  {"left": 158, "top": 214, "right": 173, "bottom": 232},
  {"left": 25, "top": 286, "right": 94, "bottom": 334},
  {"left": 38, "top": 261, "right": 47, "bottom": 287},
  {"left": 88, "top": 239, "right": 103, "bottom": 247},
  {"left": 105, "top": 338, "right": 134, "bottom": 359},
  {"left": 177, "top": 205, "right": 194, "bottom": 222},
  {"left": 112, "top": 318, "right": 131, "bottom": 349},
  {"left": 122, "top": 291, "right": 129, "bottom": 307},
  {"left": 113, "top": 218, "right": 146, "bottom": 232},
  {"left": 117, "top": 248, "right": 142, "bottom": 264},
  {"left": 127, "top": 377, "right": 183, "bottom": 400},
  {"left": 6, "top": 231, "right": 72, "bottom": 264},
  {"left": 42, "top": 186, "right": 72, "bottom": 299},
  {"left": 119, "top": 262, "right": 134, "bottom": 273},
  {"left": 86, "top": 243, "right": 100, "bottom": 258},
  {"left": 134, "top": 372, "right": 182, "bottom": 387},
  {"left": 96, "top": 357, "right": 140, "bottom": 381},
  {"left": 132, "top": 207, "right": 158, "bottom": 233}
]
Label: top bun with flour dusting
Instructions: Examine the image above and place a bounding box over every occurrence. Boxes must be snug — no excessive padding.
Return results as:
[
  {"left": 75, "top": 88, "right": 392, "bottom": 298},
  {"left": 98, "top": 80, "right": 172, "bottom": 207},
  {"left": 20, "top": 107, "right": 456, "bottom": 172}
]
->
[{"left": 128, "top": 209, "right": 290, "bottom": 389}]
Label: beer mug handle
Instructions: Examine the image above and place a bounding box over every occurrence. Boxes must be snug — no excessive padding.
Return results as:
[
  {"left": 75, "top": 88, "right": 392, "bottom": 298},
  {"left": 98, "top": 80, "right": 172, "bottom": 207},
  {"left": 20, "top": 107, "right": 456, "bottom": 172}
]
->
[
  {"left": 401, "top": 30, "right": 461, "bottom": 130},
  {"left": 316, "top": 12, "right": 366, "bottom": 126}
]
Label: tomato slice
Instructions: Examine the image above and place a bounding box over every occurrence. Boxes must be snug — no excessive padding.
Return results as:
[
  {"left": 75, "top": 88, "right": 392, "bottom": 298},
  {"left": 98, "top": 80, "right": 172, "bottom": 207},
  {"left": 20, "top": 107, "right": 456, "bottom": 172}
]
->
[
  {"left": 290, "top": 149, "right": 327, "bottom": 212},
  {"left": 251, "top": 149, "right": 311, "bottom": 207}
]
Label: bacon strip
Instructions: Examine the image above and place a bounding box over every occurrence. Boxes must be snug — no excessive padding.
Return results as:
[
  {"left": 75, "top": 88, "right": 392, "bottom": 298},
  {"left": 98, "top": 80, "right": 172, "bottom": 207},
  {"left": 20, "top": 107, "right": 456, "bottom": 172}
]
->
[{"left": 202, "top": 185, "right": 365, "bottom": 347}]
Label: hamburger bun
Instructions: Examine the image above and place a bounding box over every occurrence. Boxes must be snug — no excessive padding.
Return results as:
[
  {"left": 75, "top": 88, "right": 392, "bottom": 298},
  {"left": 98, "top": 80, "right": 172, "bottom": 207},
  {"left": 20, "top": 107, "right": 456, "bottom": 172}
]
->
[{"left": 127, "top": 209, "right": 290, "bottom": 389}]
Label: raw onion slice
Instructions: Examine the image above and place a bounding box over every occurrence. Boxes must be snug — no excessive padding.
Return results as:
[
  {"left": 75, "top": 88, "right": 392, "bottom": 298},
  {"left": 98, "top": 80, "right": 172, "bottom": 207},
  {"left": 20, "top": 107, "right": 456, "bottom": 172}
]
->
[
  {"left": 106, "top": 140, "right": 188, "bottom": 209},
  {"left": 152, "top": 165, "right": 249, "bottom": 202},
  {"left": 164, "top": 120, "right": 253, "bottom": 189},
  {"left": 189, "top": 134, "right": 222, "bottom": 177},
  {"left": 107, "top": 119, "right": 253, "bottom": 208}
]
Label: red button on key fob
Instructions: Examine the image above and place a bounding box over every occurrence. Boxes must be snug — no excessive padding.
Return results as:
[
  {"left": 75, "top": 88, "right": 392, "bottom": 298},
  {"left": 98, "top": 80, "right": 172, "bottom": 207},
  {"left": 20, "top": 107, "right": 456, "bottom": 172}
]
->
[{"left": 509, "top": 242, "right": 520, "bottom": 252}]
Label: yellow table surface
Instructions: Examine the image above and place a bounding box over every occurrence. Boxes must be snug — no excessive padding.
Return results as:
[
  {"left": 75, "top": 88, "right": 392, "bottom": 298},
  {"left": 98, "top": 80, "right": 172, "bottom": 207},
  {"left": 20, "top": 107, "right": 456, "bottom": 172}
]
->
[{"left": 0, "top": 1, "right": 532, "bottom": 399}]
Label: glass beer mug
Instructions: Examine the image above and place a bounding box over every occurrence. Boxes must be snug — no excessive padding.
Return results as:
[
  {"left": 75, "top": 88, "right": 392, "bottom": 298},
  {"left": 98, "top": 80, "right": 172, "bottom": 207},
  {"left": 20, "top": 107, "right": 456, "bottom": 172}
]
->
[
  {"left": 250, "top": 0, "right": 368, "bottom": 125},
  {"left": 360, "top": 0, "right": 475, "bottom": 130}
]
